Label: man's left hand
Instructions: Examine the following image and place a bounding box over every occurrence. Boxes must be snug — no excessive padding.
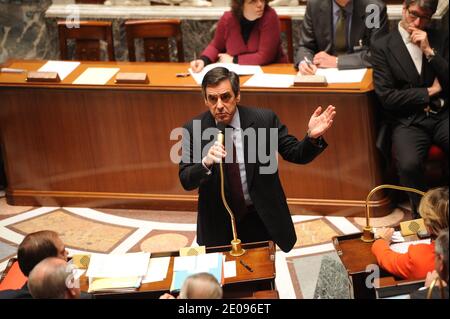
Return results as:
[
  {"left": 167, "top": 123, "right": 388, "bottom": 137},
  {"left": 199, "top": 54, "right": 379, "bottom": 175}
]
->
[
  {"left": 218, "top": 53, "right": 234, "bottom": 63},
  {"left": 409, "top": 26, "right": 433, "bottom": 55},
  {"left": 307, "top": 105, "right": 336, "bottom": 138},
  {"left": 313, "top": 51, "right": 338, "bottom": 68}
]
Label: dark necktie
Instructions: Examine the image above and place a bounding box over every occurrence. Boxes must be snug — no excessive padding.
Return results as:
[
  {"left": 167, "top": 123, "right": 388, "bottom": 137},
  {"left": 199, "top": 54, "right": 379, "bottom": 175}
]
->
[
  {"left": 335, "top": 7, "right": 347, "bottom": 54},
  {"left": 224, "top": 126, "right": 248, "bottom": 222}
]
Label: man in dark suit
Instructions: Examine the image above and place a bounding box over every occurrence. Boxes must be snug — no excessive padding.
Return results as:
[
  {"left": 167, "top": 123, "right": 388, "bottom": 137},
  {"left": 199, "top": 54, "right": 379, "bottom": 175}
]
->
[
  {"left": 295, "top": 0, "right": 388, "bottom": 75},
  {"left": 410, "top": 230, "right": 448, "bottom": 299},
  {"left": 0, "top": 230, "right": 68, "bottom": 299},
  {"left": 372, "top": 0, "right": 448, "bottom": 218},
  {"left": 179, "top": 67, "right": 336, "bottom": 252}
]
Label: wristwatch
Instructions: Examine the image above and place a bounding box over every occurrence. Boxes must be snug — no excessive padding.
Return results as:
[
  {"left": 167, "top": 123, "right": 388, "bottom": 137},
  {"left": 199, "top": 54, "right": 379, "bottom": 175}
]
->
[{"left": 425, "top": 48, "right": 436, "bottom": 63}]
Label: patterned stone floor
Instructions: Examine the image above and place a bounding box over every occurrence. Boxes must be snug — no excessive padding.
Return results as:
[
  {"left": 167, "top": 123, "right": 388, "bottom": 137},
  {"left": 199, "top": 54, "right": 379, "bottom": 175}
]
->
[{"left": 0, "top": 196, "right": 411, "bottom": 299}]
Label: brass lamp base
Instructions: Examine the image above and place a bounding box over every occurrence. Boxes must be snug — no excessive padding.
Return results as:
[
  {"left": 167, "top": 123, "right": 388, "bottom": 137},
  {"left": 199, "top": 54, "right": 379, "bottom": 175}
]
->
[
  {"left": 361, "top": 226, "right": 375, "bottom": 242},
  {"left": 230, "top": 239, "right": 245, "bottom": 256}
]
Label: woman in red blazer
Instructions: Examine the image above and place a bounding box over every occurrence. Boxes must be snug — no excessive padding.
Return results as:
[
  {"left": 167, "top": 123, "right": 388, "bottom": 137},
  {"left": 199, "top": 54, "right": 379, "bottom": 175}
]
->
[
  {"left": 372, "top": 187, "right": 449, "bottom": 280},
  {"left": 190, "top": 0, "right": 287, "bottom": 72}
]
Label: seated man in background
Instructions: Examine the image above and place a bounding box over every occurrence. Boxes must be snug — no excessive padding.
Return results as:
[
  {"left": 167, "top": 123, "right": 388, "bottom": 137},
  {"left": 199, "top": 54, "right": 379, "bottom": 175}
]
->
[
  {"left": 372, "top": 187, "right": 448, "bottom": 280},
  {"left": 372, "top": 0, "right": 448, "bottom": 219},
  {"left": 410, "top": 230, "right": 449, "bottom": 299},
  {"left": 0, "top": 230, "right": 68, "bottom": 299},
  {"left": 28, "top": 257, "right": 80, "bottom": 299},
  {"left": 295, "top": 0, "right": 388, "bottom": 75},
  {"left": 160, "top": 272, "right": 223, "bottom": 299}
]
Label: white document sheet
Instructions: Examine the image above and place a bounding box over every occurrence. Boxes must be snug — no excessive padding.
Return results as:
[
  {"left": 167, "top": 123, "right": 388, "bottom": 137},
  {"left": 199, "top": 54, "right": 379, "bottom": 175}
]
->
[
  {"left": 243, "top": 73, "right": 296, "bottom": 88},
  {"left": 141, "top": 256, "right": 171, "bottom": 284},
  {"left": 315, "top": 68, "right": 367, "bottom": 83},
  {"left": 72, "top": 67, "right": 119, "bottom": 85},
  {"left": 38, "top": 60, "right": 80, "bottom": 80},
  {"left": 189, "top": 62, "right": 263, "bottom": 84},
  {"left": 86, "top": 252, "right": 150, "bottom": 278},
  {"left": 224, "top": 260, "right": 236, "bottom": 278},
  {"left": 390, "top": 239, "right": 431, "bottom": 254}
]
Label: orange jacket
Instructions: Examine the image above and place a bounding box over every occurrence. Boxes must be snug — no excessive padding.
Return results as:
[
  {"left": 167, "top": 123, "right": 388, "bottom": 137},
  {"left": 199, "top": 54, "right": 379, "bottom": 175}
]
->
[{"left": 371, "top": 239, "right": 435, "bottom": 280}]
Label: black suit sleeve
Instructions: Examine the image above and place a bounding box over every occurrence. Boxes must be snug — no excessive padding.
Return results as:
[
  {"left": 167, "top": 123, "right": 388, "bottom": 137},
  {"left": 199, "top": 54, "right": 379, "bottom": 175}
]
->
[
  {"left": 372, "top": 39, "right": 430, "bottom": 112},
  {"left": 178, "top": 123, "right": 213, "bottom": 191},
  {"left": 429, "top": 34, "right": 449, "bottom": 97},
  {"left": 338, "top": 2, "right": 389, "bottom": 69},
  {"left": 294, "top": 2, "right": 316, "bottom": 69},
  {"left": 275, "top": 113, "right": 327, "bottom": 164}
]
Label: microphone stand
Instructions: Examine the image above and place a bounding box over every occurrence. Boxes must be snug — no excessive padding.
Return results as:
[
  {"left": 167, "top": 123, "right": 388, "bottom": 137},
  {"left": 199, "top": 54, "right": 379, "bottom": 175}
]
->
[
  {"left": 361, "top": 184, "right": 425, "bottom": 242},
  {"left": 217, "top": 128, "right": 245, "bottom": 257}
]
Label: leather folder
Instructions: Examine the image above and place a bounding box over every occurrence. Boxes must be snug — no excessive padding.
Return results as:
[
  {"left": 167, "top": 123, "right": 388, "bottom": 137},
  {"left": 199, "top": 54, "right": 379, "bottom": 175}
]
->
[
  {"left": 115, "top": 72, "right": 149, "bottom": 84},
  {"left": 26, "top": 71, "right": 60, "bottom": 82}
]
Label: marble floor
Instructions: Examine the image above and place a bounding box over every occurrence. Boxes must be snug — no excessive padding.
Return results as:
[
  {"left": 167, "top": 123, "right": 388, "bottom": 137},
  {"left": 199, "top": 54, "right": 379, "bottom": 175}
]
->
[{"left": 0, "top": 195, "right": 411, "bottom": 299}]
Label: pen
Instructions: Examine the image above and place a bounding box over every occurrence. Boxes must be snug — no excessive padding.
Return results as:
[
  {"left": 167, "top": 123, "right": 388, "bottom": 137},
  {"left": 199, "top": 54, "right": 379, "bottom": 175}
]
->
[
  {"left": 0, "top": 67, "right": 26, "bottom": 73},
  {"left": 240, "top": 260, "right": 253, "bottom": 272},
  {"left": 303, "top": 56, "right": 313, "bottom": 66}
]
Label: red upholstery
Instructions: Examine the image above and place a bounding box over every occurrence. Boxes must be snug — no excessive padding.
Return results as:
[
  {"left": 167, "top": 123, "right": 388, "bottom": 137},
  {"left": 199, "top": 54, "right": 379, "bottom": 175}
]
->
[
  {"left": 428, "top": 145, "right": 445, "bottom": 161},
  {"left": 0, "top": 259, "right": 27, "bottom": 291}
]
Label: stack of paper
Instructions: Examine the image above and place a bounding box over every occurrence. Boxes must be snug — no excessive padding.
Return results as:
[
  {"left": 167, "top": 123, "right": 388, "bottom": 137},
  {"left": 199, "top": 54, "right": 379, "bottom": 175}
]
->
[
  {"left": 86, "top": 252, "right": 150, "bottom": 293},
  {"left": 189, "top": 63, "right": 263, "bottom": 85},
  {"left": 315, "top": 68, "right": 367, "bottom": 83},
  {"left": 170, "top": 252, "right": 224, "bottom": 293},
  {"left": 38, "top": 60, "right": 80, "bottom": 81}
]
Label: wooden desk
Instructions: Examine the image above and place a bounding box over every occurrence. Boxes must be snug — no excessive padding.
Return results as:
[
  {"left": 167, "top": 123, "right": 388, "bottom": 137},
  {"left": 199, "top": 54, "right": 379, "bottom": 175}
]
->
[
  {"left": 80, "top": 241, "right": 276, "bottom": 299},
  {"left": 332, "top": 233, "right": 425, "bottom": 299},
  {"left": 0, "top": 60, "right": 388, "bottom": 216}
]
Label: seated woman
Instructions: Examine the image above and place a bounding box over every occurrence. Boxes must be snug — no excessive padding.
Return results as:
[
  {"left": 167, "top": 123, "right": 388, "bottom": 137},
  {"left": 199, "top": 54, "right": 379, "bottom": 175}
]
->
[
  {"left": 190, "top": 0, "right": 288, "bottom": 72},
  {"left": 372, "top": 187, "right": 449, "bottom": 280}
]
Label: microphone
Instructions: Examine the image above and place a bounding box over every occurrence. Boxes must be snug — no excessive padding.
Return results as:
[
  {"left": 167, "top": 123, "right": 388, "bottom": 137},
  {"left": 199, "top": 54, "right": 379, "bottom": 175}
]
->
[
  {"left": 216, "top": 122, "right": 226, "bottom": 146},
  {"left": 216, "top": 122, "right": 245, "bottom": 256}
]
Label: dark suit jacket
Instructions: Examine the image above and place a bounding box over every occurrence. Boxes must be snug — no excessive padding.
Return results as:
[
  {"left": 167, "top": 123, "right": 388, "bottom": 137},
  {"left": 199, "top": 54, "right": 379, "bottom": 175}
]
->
[
  {"left": 372, "top": 27, "right": 449, "bottom": 126},
  {"left": 295, "top": 0, "right": 388, "bottom": 70},
  {"left": 179, "top": 106, "right": 327, "bottom": 252},
  {"left": 0, "top": 283, "right": 31, "bottom": 299}
]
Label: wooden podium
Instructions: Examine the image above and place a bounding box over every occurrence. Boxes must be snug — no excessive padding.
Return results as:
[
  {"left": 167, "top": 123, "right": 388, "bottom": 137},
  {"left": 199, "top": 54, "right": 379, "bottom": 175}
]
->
[
  {"left": 333, "top": 233, "right": 426, "bottom": 299},
  {"left": 79, "top": 241, "right": 277, "bottom": 299}
]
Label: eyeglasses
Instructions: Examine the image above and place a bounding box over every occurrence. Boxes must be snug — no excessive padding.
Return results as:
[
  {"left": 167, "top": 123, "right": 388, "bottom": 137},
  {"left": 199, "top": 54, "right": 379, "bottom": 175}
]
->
[
  {"left": 407, "top": 8, "right": 432, "bottom": 22},
  {"left": 206, "top": 92, "right": 233, "bottom": 105}
]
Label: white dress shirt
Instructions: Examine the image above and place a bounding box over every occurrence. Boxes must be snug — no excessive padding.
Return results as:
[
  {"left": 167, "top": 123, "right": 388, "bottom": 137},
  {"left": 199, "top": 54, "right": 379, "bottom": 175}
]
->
[{"left": 398, "top": 22, "right": 423, "bottom": 74}]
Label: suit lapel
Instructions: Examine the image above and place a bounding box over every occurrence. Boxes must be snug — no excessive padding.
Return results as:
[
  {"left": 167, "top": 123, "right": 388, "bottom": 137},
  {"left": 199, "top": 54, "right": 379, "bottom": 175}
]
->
[
  {"left": 237, "top": 106, "right": 256, "bottom": 191},
  {"left": 320, "top": 0, "right": 333, "bottom": 52},
  {"left": 350, "top": 0, "right": 365, "bottom": 48},
  {"left": 388, "top": 29, "right": 421, "bottom": 84}
]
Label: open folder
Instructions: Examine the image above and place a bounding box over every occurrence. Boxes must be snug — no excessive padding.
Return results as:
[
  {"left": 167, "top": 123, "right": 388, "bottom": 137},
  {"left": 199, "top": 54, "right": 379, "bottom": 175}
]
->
[{"left": 170, "top": 252, "right": 224, "bottom": 293}]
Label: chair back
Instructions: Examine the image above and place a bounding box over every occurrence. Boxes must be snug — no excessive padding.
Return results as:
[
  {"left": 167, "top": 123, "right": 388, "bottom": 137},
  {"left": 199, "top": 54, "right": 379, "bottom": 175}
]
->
[
  {"left": 58, "top": 20, "right": 115, "bottom": 61},
  {"left": 279, "top": 16, "right": 293, "bottom": 63},
  {"left": 125, "top": 19, "right": 184, "bottom": 62}
]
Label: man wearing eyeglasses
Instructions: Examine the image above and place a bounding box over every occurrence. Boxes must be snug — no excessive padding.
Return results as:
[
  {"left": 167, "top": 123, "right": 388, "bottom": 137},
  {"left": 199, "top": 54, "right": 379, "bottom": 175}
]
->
[
  {"left": 372, "top": 0, "right": 448, "bottom": 219},
  {"left": 179, "top": 67, "right": 336, "bottom": 252}
]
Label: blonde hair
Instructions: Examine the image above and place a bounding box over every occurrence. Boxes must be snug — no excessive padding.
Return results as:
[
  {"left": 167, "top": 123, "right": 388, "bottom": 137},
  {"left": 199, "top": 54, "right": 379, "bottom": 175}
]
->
[
  {"left": 419, "top": 187, "right": 449, "bottom": 237},
  {"left": 179, "top": 272, "right": 223, "bottom": 299}
]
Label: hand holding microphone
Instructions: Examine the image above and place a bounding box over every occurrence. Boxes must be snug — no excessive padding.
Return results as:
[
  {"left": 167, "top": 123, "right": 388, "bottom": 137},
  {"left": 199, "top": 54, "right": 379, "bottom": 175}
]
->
[{"left": 202, "top": 123, "right": 227, "bottom": 168}]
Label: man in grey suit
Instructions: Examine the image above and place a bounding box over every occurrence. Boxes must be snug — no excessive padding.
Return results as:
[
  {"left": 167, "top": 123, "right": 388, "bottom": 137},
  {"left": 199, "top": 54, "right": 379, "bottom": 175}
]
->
[
  {"left": 179, "top": 67, "right": 336, "bottom": 252},
  {"left": 295, "top": 0, "right": 388, "bottom": 75}
]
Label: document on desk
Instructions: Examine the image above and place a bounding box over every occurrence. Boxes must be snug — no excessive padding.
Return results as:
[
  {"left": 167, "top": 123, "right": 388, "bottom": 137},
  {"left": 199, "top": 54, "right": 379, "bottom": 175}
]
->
[
  {"left": 86, "top": 252, "right": 150, "bottom": 278},
  {"left": 189, "top": 63, "right": 263, "bottom": 85},
  {"left": 72, "top": 67, "right": 120, "bottom": 85},
  {"left": 315, "top": 68, "right": 367, "bottom": 83},
  {"left": 171, "top": 252, "right": 224, "bottom": 292},
  {"left": 141, "top": 256, "right": 171, "bottom": 283},
  {"left": 390, "top": 239, "right": 431, "bottom": 254},
  {"left": 243, "top": 73, "right": 295, "bottom": 88},
  {"left": 38, "top": 60, "right": 80, "bottom": 80}
]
